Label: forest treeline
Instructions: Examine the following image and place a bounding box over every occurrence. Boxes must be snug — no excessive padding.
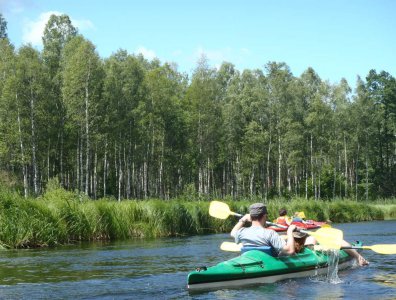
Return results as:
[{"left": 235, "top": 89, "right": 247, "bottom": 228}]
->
[{"left": 0, "top": 14, "right": 395, "bottom": 201}]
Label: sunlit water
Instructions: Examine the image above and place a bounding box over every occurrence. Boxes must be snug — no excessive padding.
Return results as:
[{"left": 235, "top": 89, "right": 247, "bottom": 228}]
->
[{"left": 0, "top": 221, "right": 395, "bottom": 299}]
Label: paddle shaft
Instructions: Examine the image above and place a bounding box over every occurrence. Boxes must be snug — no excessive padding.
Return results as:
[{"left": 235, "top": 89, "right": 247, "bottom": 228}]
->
[{"left": 341, "top": 246, "right": 376, "bottom": 251}]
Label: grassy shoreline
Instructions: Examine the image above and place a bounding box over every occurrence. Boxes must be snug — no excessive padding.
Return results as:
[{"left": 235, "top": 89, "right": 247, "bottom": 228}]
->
[{"left": 0, "top": 187, "right": 395, "bottom": 249}]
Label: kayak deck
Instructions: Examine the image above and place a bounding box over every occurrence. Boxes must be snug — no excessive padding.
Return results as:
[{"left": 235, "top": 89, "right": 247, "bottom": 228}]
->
[{"left": 187, "top": 242, "right": 361, "bottom": 291}]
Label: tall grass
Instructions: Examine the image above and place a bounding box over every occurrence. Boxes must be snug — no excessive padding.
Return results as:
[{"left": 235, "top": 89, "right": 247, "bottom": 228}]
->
[{"left": 0, "top": 187, "right": 391, "bottom": 249}]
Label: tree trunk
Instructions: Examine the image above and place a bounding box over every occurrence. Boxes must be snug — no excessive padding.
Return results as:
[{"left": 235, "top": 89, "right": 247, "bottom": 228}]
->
[
  {"left": 310, "top": 134, "right": 314, "bottom": 199},
  {"left": 76, "top": 136, "right": 80, "bottom": 190},
  {"left": 94, "top": 145, "right": 97, "bottom": 199},
  {"left": 365, "top": 154, "right": 369, "bottom": 201},
  {"left": 17, "top": 104, "right": 28, "bottom": 198},
  {"left": 60, "top": 117, "right": 64, "bottom": 186},
  {"left": 159, "top": 137, "right": 164, "bottom": 198},
  {"left": 266, "top": 133, "right": 272, "bottom": 200},
  {"left": 103, "top": 138, "right": 107, "bottom": 197},
  {"left": 84, "top": 61, "right": 91, "bottom": 195},
  {"left": 250, "top": 166, "right": 255, "bottom": 197},
  {"left": 355, "top": 143, "right": 360, "bottom": 201},
  {"left": 305, "top": 165, "right": 308, "bottom": 199},
  {"left": 287, "top": 167, "right": 291, "bottom": 192},
  {"left": 127, "top": 141, "right": 131, "bottom": 199},
  {"left": 118, "top": 147, "right": 122, "bottom": 201},
  {"left": 30, "top": 85, "right": 38, "bottom": 195},
  {"left": 344, "top": 134, "right": 348, "bottom": 197},
  {"left": 278, "top": 134, "right": 282, "bottom": 196},
  {"left": 47, "top": 138, "right": 50, "bottom": 181}
]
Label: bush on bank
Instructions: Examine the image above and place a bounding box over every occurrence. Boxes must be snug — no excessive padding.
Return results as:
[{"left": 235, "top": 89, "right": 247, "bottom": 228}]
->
[{"left": 0, "top": 187, "right": 388, "bottom": 249}]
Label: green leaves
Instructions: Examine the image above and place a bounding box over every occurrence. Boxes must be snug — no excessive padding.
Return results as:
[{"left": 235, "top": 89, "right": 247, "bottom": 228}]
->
[{"left": 0, "top": 13, "right": 395, "bottom": 200}]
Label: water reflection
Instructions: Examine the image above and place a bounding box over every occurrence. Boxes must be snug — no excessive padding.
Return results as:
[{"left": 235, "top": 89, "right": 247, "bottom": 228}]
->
[{"left": 372, "top": 274, "right": 396, "bottom": 289}]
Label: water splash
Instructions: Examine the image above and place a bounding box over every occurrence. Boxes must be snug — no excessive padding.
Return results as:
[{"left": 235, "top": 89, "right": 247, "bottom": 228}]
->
[
  {"left": 326, "top": 249, "right": 342, "bottom": 284},
  {"left": 310, "top": 249, "right": 343, "bottom": 284}
]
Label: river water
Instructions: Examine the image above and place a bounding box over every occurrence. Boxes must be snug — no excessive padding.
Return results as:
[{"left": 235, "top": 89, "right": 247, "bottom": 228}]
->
[{"left": 0, "top": 220, "right": 395, "bottom": 299}]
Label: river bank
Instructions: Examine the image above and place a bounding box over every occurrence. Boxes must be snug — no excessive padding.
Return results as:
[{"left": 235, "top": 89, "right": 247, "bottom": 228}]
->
[{"left": 0, "top": 187, "right": 395, "bottom": 248}]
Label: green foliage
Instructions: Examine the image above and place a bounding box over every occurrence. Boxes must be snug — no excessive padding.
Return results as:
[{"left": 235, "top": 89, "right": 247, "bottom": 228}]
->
[
  {"left": 0, "top": 14, "right": 395, "bottom": 202},
  {"left": 0, "top": 188, "right": 393, "bottom": 248},
  {"left": 0, "top": 13, "right": 7, "bottom": 39}
]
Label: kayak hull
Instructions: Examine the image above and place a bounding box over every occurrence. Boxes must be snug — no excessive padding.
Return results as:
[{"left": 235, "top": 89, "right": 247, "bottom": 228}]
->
[
  {"left": 268, "top": 221, "right": 323, "bottom": 232},
  {"left": 187, "top": 242, "right": 361, "bottom": 291},
  {"left": 188, "top": 259, "right": 354, "bottom": 291}
]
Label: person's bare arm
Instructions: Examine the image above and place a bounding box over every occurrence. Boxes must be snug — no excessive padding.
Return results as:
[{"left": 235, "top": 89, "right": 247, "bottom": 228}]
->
[
  {"left": 341, "top": 240, "right": 369, "bottom": 266},
  {"left": 230, "top": 214, "right": 251, "bottom": 238},
  {"left": 279, "top": 225, "right": 296, "bottom": 255}
]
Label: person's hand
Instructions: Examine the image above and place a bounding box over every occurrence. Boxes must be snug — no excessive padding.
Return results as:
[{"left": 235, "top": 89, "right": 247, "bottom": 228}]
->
[
  {"left": 239, "top": 214, "right": 251, "bottom": 224},
  {"left": 287, "top": 224, "right": 297, "bottom": 234}
]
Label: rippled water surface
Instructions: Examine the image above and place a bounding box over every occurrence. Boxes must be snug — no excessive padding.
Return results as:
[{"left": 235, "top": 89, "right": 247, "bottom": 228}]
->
[{"left": 0, "top": 221, "right": 395, "bottom": 299}]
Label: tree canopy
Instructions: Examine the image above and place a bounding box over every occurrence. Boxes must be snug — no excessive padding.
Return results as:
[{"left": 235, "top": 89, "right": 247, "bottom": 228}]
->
[{"left": 0, "top": 14, "right": 395, "bottom": 200}]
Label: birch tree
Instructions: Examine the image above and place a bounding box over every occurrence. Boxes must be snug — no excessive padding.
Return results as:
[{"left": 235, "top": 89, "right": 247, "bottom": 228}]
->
[{"left": 62, "top": 36, "right": 103, "bottom": 195}]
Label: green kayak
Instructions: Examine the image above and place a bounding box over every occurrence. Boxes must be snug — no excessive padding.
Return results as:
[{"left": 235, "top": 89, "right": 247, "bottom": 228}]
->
[{"left": 187, "top": 242, "right": 361, "bottom": 290}]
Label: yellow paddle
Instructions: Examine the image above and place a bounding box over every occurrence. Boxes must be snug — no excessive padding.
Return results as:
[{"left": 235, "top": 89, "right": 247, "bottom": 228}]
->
[
  {"left": 209, "top": 201, "right": 242, "bottom": 219},
  {"left": 209, "top": 201, "right": 285, "bottom": 228},
  {"left": 210, "top": 200, "right": 343, "bottom": 250},
  {"left": 222, "top": 241, "right": 396, "bottom": 254},
  {"left": 220, "top": 242, "right": 243, "bottom": 252},
  {"left": 341, "top": 244, "right": 396, "bottom": 255}
]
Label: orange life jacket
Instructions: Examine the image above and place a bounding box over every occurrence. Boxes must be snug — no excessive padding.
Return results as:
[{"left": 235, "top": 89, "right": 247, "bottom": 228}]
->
[{"left": 276, "top": 217, "right": 289, "bottom": 226}]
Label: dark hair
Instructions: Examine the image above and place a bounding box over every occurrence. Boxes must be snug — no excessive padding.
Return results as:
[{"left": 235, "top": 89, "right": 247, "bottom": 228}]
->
[
  {"left": 251, "top": 212, "right": 266, "bottom": 221},
  {"left": 294, "top": 234, "right": 308, "bottom": 253},
  {"left": 279, "top": 208, "right": 287, "bottom": 216}
]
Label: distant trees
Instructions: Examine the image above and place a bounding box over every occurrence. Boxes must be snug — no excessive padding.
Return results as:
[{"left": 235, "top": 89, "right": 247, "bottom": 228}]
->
[
  {"left": 0, "top": 13, "right": 7, "bottom": 39},
  {"left": 0, "top": 13, "right": 395, "bottom": 200}
]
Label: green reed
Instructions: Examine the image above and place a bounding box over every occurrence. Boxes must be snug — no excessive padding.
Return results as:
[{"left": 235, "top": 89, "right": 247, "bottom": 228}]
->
[{"left": 0, "top": 187, "right": 391, "bottom": 248}]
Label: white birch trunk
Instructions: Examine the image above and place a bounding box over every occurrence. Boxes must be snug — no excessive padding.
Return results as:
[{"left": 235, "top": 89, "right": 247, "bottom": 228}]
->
[
  {"left": 310, "top": 134, "right": 314, "bottom": 199},
  {"left": 159, "top": 138, "right": 164, "bottom": 198},
  {"left": 344, "top": 134, "right": 348, "bottom": 197},
  {"left": 278, "top": 134, "right": 281, "bottom": 196},
  {"left": 76, "top": 137, "right": 80, "bottom": 189},
  {"left": 250, "top": 166, "right": 255, "bottom": 197},
  {"left": 266, "top": 133, "right": 272, "bottom": 200},
  {"left": 30, "top": 85, "right": 38, "bottom": 194},
  {"left": 17, "top": 104, "right": 28, "bottom": 198},
  {"left": 84, "top": 60, "right": 91, "bottom": 195},
  {"left": 118, "top": 147, "right": 122, "bottom": 201},
  {"left": 103, "top": 139, "right": 107, "bottom": 197},
  {"left": 94, "top": 145, "right": 97, "bottom": 199}
]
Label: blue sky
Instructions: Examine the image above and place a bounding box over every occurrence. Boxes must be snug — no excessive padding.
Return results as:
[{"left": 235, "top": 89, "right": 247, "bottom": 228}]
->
[{"left": 1, "top": 0, "right": 395, "bottom": 86}]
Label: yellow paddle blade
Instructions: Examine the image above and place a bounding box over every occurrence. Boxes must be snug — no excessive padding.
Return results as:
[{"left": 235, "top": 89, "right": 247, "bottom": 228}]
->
[
  {"left": 209, "top": 201, "right": 232, "bottom": 219},
  {"left": 220, "top": 242, "right": 242, "bottom": 252},
  {"left": 307, "top": 227, "right": 343, "bottom": 250},
  {"left": 365, "top": 244, "right": 396, "bottom": 255},
  {"left": 319, "top": 223, "right": 332, "bottom": 228}
]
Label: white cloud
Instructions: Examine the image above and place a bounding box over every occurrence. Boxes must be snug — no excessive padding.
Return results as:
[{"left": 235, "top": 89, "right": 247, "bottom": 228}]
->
[
  {"left": 135, "top": 46, "right": 156, "bottom": 60},
  {"left": 22, "top": 11, "right": 95, "bottom": 46}
]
